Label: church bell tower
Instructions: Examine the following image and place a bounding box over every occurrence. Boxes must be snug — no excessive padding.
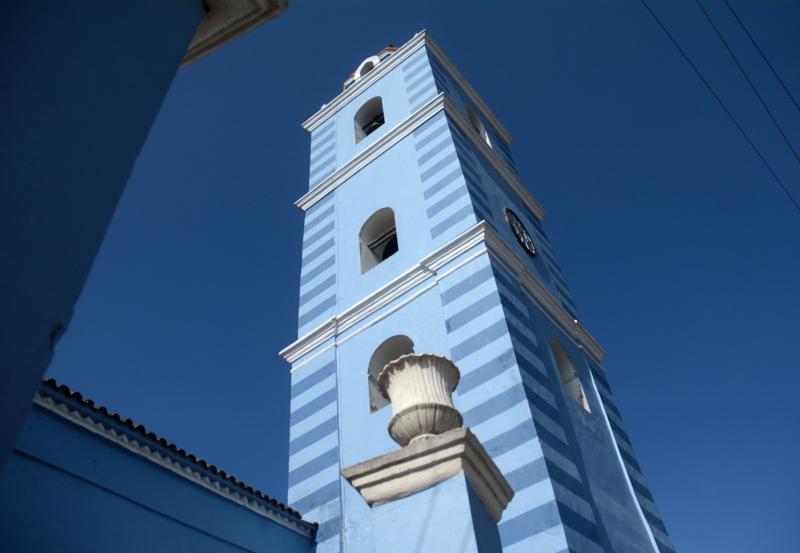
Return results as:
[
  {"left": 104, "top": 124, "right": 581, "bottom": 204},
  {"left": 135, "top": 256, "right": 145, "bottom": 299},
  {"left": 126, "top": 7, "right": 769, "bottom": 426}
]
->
[{"left": 281, "top": 31, "right": 677, "bottom": 553}]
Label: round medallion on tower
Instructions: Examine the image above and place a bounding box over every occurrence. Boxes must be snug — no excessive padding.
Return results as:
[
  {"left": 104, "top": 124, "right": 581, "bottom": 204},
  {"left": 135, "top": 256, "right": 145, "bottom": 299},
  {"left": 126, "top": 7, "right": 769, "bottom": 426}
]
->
[{"left": 505, "top": 208, "right": 537, "bottom": 257}]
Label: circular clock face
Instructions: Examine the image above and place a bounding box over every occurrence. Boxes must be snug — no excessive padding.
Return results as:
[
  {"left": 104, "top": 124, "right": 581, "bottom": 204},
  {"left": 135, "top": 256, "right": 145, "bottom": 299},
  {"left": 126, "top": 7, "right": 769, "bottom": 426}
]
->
[{"left": 504, "top": 208, "right": 537, "bottom": 257}]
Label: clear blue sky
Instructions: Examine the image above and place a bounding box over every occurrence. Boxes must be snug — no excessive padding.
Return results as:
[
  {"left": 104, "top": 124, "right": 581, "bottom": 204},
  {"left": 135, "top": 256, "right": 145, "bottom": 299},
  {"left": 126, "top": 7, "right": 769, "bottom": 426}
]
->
[{"left": 48, "top": 1, "right": 799, "bottom": 551}]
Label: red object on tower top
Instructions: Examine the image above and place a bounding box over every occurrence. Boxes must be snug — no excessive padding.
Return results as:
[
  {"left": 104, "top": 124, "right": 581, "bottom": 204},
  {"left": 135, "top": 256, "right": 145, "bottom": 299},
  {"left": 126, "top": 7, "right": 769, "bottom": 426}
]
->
[{"left": 343, "top": 45, "right": 398, "bottom": 89}]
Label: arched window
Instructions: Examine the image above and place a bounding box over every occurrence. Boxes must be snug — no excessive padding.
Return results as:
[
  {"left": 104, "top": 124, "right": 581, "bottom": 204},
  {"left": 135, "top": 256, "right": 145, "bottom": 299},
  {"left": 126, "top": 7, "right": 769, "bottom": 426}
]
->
[
  {"left": 368, "top": 335, "right": 415, "bottom": 412},
  {"left": 355, "top": 55, "right": 380, "bottom": 81},
  {"left": 360, "top": 61, "right": 375, "bottom": 76},
  {"left": 359, "top": 208, "right": 398, "bottom": 273},
  {"left": 466, "top": 104, "right": 491, "bottom": 147},
  {"left": 550, "top": 338, "right": 591, "bottom": 412},
  {"left": 354, "top": 97, "right": 385, "bottom": 143}
]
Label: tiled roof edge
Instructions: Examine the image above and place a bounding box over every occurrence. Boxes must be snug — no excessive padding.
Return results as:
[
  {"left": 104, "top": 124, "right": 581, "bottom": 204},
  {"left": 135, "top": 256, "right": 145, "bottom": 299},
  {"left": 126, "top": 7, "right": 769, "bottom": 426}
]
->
[{"left": 36, "top": 379, "right": 318, "bottom": 537}]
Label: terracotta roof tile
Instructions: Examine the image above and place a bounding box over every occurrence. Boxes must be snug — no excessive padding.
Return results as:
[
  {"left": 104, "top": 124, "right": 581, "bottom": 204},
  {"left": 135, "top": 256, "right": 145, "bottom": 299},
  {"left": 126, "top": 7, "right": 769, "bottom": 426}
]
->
[{"left": 39, "top": 378, "right": 308, "bottom": 522}]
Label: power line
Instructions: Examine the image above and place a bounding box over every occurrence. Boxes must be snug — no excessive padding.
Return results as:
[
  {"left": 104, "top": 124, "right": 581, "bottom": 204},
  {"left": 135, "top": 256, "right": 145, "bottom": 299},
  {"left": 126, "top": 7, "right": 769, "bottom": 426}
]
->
[
  {"left": 722, "top": 0, "right": 800, "bottom": 114},
  {"left": 694, "top": 0, "right": 800, "bottom": 167},
  {"left": 637, "top": 0, "right": 800, "bottom": 212}
]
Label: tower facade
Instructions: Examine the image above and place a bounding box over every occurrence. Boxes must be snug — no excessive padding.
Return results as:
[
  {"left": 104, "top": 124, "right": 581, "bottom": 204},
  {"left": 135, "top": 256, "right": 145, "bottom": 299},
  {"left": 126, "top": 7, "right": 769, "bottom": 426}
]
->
[{"left": 282, "top": 32, "right": 677, "bottom": 553}]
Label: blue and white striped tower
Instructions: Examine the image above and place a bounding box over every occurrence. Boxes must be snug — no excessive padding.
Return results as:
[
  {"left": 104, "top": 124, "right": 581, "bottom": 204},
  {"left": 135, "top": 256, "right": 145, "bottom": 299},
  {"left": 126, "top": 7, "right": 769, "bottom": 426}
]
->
[{"left": 281, "top": 31, "right": 677, "bottom": 553}]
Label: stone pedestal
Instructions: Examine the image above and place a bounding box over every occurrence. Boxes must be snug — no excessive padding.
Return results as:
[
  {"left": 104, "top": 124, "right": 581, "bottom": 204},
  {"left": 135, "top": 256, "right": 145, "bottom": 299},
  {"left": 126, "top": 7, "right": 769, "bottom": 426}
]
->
[
  {"left": 342, "top": 354, "right": 512, "bottom": 552},
  {"left": 342, "top": 428, "right": 512, "bottom": 522}
]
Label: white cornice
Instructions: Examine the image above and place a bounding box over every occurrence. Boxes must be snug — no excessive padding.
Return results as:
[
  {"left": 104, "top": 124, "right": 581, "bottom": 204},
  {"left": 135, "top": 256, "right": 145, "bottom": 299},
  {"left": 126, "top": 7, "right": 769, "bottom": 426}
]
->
[
  {"left": 32, "top": 394, "right": 314, "bottom": 537},
  {"left": 280, "top": 222, "right": 489, "bottom": 364},
  {"left": 297, "top": 93, "right": 446, "bottom": 212},
  {"left": 302, "top": 31, "right": 427, "bottom": 132},
  {"left": 481, "top": 224, "right": 606, "bottom": 361},
  {"left": 296, "top": 93, "right": 546, "bottom": 221},
  {"left": 302, "top": 31, "right": 513, "bottom": 145},
  {"left": 423, "top": 35, "right": 513, "bottom": 144},
  {"left": 442, "top": 95, "right": 546, "bottom": 220},
  {"left": 280, "top": 221, "right": 605, "bottom": 366}
]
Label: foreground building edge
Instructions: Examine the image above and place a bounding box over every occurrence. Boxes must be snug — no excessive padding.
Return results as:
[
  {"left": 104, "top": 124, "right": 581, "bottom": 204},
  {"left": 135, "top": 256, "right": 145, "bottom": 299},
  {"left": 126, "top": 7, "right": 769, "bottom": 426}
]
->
[{"left": 1, "top": 0, "right": 287, "bottom": 473}]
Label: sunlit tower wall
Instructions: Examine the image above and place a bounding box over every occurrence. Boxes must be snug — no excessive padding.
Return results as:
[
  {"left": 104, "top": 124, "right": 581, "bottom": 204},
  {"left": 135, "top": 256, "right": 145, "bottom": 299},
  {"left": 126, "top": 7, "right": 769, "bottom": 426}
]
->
[{"left": 280, "top": 31, "right": 677, "bottom": 553}]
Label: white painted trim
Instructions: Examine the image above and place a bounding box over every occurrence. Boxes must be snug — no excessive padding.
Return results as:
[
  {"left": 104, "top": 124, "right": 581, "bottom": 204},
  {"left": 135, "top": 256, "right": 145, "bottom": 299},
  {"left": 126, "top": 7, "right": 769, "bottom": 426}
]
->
[
  {"left": 296, "top": 93, "right": 546, "bottom": 221},
  {"left": 281, "top": 221, "right": 489, "bottom": 366},
  {"left": 32, "top": 394, "right": 314, "bottom": 537},
  {"left": 302, "top": 32, "right": 427, "bottom": 132},
  {"left": 423, "top": 35, "right": 513, "bottom": 144},
  {"left": 587, "top": 372, "right": 661, "bottom": 553},
  {"left": 354, "top": 55, "right": 381, "bottom": 82},
  {"left": 280, "top": 221, "right": 605, "bottom": 367},
  {"left": 303, "top": 31, "right": 513, "bottom": 145},
  {"left": 288, "top": 246, "right": 490, "bottom": 374},
  {"left": 480, "top": 224, "right": 604, "bottom": 360},
  {"left": 297, "top": 94, "right": 446, "bottom": 212}
]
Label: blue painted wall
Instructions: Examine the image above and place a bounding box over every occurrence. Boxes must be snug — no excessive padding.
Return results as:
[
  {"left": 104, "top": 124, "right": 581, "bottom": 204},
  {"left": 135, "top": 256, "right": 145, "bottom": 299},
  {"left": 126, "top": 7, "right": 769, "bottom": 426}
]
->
[
  {"left": 0, "top": 1, "right": 204, "bottom": 469},
  {"left": 0, "top": 393, "right": 315, "bottom": 553},
  {"left": 288, "top": 38, "right": 676, "bottom": 553},
  {"left": 306, "top": 47, "right": 441, "bottom": 190},
  {"left": 428, "top": 54, "right": 520, "bottom": 176},
  {"left": 363, "top": 474, "right": 502, "bottom": 553}
]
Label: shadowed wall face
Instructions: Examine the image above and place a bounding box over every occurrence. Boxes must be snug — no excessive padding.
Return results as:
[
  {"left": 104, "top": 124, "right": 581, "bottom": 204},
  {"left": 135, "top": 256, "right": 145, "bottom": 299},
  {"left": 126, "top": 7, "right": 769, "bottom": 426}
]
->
[
  {"left": 365, "top": 474, "right": 502, "bottom": 553},
  {"left": 0, "top": 398, "right": 315, "bottom": 552},
  {"left": 0, "top": 0, "right": 204, "bottom": 468}
]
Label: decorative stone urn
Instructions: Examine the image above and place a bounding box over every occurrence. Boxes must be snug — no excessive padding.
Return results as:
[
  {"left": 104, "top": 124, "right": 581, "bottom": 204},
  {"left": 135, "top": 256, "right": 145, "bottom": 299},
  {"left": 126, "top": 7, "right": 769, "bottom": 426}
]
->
[{"left": 377, "top": 353, "right": 463, "bottom": 446}]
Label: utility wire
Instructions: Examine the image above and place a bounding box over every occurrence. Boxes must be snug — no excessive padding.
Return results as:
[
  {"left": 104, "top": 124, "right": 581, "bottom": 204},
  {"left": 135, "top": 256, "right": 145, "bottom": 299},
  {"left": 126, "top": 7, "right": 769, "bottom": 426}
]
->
[
  {"left": 695, "top": 0, "right": 800, "bottom": 167},
  {"left": 722, "top": 0, "right": 800, "bottom": 114},
  {"left": 637, "top": 0, "right": 800, "bottom": 212}
]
